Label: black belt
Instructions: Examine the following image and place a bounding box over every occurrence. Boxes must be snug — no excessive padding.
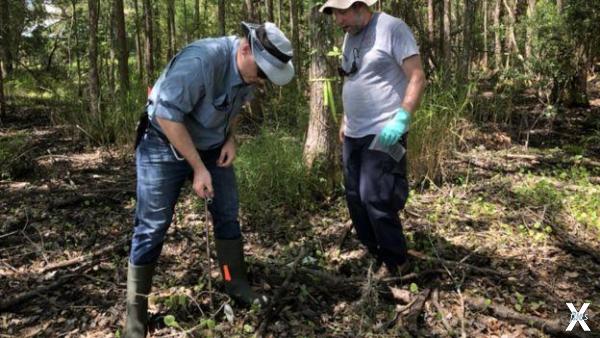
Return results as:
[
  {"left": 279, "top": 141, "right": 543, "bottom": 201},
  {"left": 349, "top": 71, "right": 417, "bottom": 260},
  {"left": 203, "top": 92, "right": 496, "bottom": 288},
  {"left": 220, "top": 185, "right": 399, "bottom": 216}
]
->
[
  {"left": 134, "top": 109, "right": 170, "bottom": 150},
  {"left": 135, "top": 110, "right": 223, "bottom": 159},
  {"left": 147, "top": 121, "right": 170, "bottom": 144}
]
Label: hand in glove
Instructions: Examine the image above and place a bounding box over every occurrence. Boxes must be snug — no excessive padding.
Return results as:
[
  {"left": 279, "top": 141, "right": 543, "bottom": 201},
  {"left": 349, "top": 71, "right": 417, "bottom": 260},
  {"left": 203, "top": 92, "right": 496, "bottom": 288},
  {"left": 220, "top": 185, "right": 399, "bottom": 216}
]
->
[{"left": 378, "top": 108, "right": 411, "bottom": 146}]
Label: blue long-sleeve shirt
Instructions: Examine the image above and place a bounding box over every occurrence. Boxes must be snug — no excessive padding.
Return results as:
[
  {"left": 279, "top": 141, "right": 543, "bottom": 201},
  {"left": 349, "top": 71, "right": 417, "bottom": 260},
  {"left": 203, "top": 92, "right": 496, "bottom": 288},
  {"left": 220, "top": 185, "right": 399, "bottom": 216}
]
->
[{"left": 147, "top": 36, "right": 254, "bottom": 150}]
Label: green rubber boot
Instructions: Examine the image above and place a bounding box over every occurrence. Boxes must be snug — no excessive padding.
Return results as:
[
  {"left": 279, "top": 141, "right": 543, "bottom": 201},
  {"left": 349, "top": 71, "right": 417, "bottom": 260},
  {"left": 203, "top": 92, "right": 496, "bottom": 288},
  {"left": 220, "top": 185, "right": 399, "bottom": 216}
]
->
[
  {"left": 215, "top": 238, "right": 268, "bottom": 306},
  {"left": 123, "top": 262, "right": 155, "bottom": 338}
]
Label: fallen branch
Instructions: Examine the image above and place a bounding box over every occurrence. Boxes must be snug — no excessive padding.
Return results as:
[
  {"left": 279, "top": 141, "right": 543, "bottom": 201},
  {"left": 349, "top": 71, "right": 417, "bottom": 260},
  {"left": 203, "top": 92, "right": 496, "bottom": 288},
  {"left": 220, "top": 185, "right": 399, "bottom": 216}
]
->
[
  {"left": 398, "top": 288, "right": 431, "bottom": 335},
  {"left": 432, "top": 288, "right": 455, "bottom": 336},
  {"left": 297, "top": 266, "right": 442, "bottom": 288},
  {"left": 504, "top": 152, "right": 600, "bottom": 168},
  {"left": 546, "top": 218, "right": 600, "bottom": 265},
  {"left": 408, "top": 250, "right": 512, "bottom": 279},
  {"left": 50, "top": 193, "right": 124, "bottom": 208},
  {"left": 453, "top": 152, "right": 518, "bottom": 173},
  {"left": 467, "top": 296, "right": 586, "bottom": 338},
  {"left": 458, "top": 288, "right": 467, "bottom": 338},
  {"left": 504, "top": 153, "right": 540, "bottom": 161},
  {"left": 254, "top": 256, "right": 443, "bottom": 293},
  {"left": 257, "top": 247, "right": 307, "bottom": 337},
  {"left": 336, "top": 220, "right": 353, "bottom": 251},
  {"left": 38, "top": 238, "right": 127, "bottom": 274},
  {"left": 0, "top": 271, "right": 81, "bottom": 311}
]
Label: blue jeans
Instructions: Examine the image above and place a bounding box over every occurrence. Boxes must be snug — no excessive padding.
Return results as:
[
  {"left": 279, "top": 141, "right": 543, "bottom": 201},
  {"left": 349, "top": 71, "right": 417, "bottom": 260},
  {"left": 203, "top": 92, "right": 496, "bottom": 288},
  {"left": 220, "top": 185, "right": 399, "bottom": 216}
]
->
[
  {"left": 342, "top": 134, "right": 409, "bottom": 266},
  {"left": 130, "top": 129, "right": 241, "bottom": 266}
]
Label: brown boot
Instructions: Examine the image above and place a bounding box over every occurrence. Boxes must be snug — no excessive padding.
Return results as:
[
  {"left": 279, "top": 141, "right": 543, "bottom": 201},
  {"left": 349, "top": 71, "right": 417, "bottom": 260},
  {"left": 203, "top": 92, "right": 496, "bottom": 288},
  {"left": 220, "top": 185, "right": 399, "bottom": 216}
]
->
[{"left": 215, "top": 238, "right": 268, "bottom": 306}]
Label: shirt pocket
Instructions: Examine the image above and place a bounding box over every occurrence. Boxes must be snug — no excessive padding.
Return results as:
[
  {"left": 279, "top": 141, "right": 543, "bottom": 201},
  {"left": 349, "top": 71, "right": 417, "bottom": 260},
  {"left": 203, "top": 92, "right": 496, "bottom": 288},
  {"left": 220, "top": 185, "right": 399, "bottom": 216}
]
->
[
  {"left": 212, "top": 92, "right": 230, "bottom": 112},
  {"left": 200, "top": 93, "right": 229, "bottom": 129}
]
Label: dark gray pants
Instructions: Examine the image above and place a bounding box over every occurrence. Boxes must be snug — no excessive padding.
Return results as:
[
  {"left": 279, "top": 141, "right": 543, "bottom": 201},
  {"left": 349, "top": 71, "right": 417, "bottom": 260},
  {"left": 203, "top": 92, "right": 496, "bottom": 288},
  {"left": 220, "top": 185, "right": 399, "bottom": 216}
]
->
[{"left": 342, "top": 135, "right": 409, "bottom": 267}]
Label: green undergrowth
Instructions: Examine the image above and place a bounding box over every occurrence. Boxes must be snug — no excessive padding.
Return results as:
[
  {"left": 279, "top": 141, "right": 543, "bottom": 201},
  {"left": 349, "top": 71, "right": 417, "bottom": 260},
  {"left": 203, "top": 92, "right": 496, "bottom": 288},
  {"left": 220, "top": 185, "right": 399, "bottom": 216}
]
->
[
  {"left": 410, "top": 164, "right": 600, "bottom": 249},
  {"left": 0, "top": 133, "right": 33, "bottom": 179},
  {"left": 514, "top": 167, "right": 600, "bottom": 232},
  {"left": 408, "top": 71, "right": 476, "bottom": 181},
  {"left": 235, "top": 129, "right": 328, "bottom": 225}
]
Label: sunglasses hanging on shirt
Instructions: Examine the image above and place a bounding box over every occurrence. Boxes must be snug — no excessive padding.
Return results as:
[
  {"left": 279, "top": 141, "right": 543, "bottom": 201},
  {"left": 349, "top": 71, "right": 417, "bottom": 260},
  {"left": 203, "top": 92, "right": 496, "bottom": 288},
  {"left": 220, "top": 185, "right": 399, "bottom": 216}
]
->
[
  {"left": 338, "top": 17, "right": 376, "bottom": 78},
  {"left": 338, "top": 48, "right": 359, "bottom": 77}
]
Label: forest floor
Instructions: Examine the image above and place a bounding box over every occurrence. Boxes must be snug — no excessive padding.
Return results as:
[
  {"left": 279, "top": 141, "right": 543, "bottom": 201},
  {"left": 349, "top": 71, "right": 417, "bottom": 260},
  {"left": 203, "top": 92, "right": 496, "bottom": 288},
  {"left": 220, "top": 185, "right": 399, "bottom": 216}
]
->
[{"left": 1, "top": 80, "right": 600, "bottom": 338}]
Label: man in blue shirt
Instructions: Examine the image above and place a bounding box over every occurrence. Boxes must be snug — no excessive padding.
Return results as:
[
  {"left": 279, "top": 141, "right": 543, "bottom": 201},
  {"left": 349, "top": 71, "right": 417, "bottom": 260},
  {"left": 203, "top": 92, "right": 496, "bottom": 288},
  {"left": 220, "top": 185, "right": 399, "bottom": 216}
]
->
[{"left": 124, "top": 22, "right": 294, "bottom": 337}]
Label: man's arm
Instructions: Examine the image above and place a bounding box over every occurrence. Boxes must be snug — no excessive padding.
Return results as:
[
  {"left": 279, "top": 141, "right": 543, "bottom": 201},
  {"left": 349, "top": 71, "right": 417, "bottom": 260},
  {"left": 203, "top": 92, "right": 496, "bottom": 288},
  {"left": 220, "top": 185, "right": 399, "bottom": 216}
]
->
[
  {"left": 217, "top": 116, "right": 239, "bottom": 167},
  {"left": 400, "top": 54, "right": 426, "bottom": 114},
  {"left": 339, "top": 115, "right": 346, "bottom": 143},
  {"left": 378, "top": 54, "right": 426, "bottom": 146},
  {"left": 157, "top": 117, "right": 214, "bottom": 198}
]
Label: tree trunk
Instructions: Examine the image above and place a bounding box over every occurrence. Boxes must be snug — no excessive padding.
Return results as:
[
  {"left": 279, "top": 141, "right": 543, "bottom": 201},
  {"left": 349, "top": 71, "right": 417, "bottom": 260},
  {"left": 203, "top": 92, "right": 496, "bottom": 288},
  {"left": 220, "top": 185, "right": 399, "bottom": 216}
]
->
[
  {"left": 194, "top": 0, "right": 201, "bottom": 37},
  {"left": 391, "top": 0, "right": 401, "bottom": 17},
  {"left": 428, "top": 0, "right": 434, "bottom": 53},
  {"left": 133, "top": 0, "right": 144, "bottom": 86},
  {"left": 154, "top": 2, "right": 162, "bottom": 63},
  {"left": 108, "top": 6, "right": 116, "bottom": 97},
  {"left": 564, "top": 45, "right": 589, "bottom": 107},
  {"left": 502, "top": 0, "right": 520, "bottom": 57},
  {"left": 183, "top": 0, "right": 189, "bottom": 43},
  {"left": 0, "top": 60, "right": 6, "bottom": 121},
  {"left": 218, "top": 0, "right": 226, "bottom": 35},
  {"left": 277, "top": 0, "right": 283, "bottom": 27},
  {"left": 266, "top": 0, "right": 274, "bottom": 22},
  {"left": 304, "top": 6, "right": 337, "bottom": 187},
  {"left": 46, "top": 34, "right": 60, "bottom": 71},
  {"left": 426, "top": 0, "right": 438, "bottom": 68},
  {"left": 88, "top": 0, "right": 100, "bottom": 117},
  {"left": 460, "top": 0, "right": 475, "bottom": 78},
  {"left": 0, "top": 0, "right": 13, "bottom": 74},
  {"left": 482, "top": 0, "right": 489, "bottom": 70},
  {"left": 453, "top": 0, "right": 461, "bottom": 54},
  {"left": 443, "top": 0, "right": 451, "bottom": 63},
  {"left": 167, "top": 0, "right": 176, "bottom": 60},
  {"left": 556, "top": 0, "right": 563, "bottom": 14},
  {"left": 142, "top": 0, "right": 154, "bottom": 85},
  {"left": 203, "top": 0, "right": 209, "bottom": 33},
  {"left": 525, "top": 0, "right": 535, "bottom": 59},
  {"left": 245, "top": 0, "right": 263, "bottom": 122},
  {"left": 114, "top": 0, "right": 129, "bottom": 93},
  {"left": 246, "top": 0, "right": 258, "bottom": 22},
  {"left": 493, "top": 0, "right": 502, "bottom": 71},
  {"left": 71, "top": 0, "right": 83, "bottom": 97},
  {"left": 290, "top": 0, "right": 301, "bottom": 79},
  {"left": 436, "top": 0, "right": 444, "bottom": 63}
]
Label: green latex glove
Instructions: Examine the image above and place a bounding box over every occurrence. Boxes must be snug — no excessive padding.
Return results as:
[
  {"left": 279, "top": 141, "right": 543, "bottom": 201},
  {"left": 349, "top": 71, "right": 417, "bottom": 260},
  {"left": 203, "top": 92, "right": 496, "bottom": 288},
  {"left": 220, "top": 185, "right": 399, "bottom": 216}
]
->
[{"left": 379, "top": 108, "right": 411, "bottom": 146}]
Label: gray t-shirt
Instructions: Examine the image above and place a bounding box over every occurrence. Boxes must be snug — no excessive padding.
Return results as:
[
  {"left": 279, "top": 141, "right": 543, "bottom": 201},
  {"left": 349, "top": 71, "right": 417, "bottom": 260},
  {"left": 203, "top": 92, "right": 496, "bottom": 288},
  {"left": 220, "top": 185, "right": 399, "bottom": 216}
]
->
[{"left": 341, "top": 12, "right": 419, "bottom": 138}]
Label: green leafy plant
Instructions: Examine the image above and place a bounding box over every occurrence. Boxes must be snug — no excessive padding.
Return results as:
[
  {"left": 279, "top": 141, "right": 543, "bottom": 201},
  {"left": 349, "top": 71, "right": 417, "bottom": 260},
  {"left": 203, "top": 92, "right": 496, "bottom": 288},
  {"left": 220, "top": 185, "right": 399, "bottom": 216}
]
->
[
  {"left": 164, "top": 315, "right": 181, "bottom": 329},
  {"left": 408, "top": 70, "right": 476, "bottom": 181},
  {"left": 514, "top": 292, "right": 526, "bottom": 312},
  {"left": 0, "top": 133, "right": 33, "bottom": 179},
  {"left": 235, "top": 129, "right": 324, "bottom": 224},
  {"left": 409, "top": 283, "right": 419, "bottom": 294}
]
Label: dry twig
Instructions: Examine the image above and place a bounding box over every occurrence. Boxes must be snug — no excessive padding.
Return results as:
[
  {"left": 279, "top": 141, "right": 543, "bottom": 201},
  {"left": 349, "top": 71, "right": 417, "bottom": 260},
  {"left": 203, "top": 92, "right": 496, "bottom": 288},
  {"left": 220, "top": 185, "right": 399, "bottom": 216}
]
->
[
  {"left": 256, "top": 247, "right": 308, "bottom": 337},
  {"left": 432, "top": 288, "right": 455, "bottom": 336}
]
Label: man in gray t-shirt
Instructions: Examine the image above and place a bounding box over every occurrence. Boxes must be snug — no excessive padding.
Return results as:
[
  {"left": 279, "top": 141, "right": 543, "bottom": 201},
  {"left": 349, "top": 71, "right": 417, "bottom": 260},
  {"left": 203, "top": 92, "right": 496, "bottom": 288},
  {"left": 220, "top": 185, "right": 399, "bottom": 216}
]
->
[{"left": 320, "top": 0, "right": 426, "bottom": 276}]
